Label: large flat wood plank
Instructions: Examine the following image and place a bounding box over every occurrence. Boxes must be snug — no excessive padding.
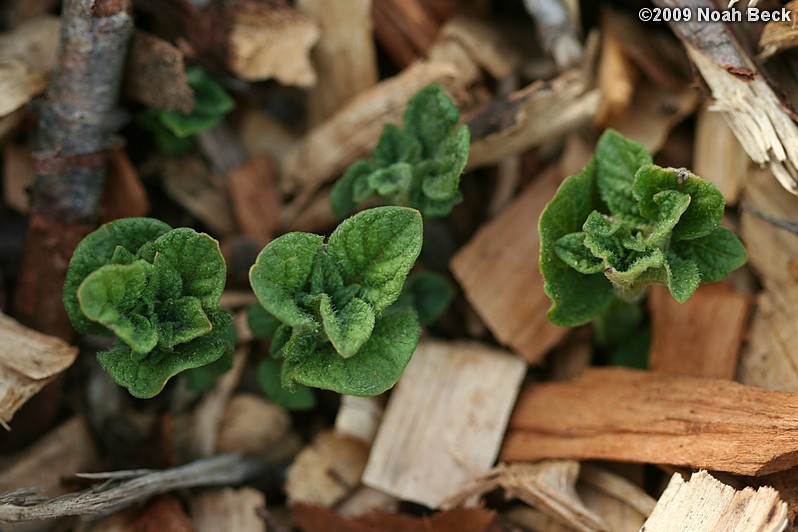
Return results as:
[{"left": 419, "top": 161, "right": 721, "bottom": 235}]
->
[{"left": 502, "top": 367, "right": 798, "bottom": 475}]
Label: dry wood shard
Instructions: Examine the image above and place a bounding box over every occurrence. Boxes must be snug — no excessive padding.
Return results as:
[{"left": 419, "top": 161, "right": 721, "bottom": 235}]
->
[
  {"left": 124, "top": 31, "right": 193, "bottom": 113},
  {"left": 0, "top": 312, "right": 79, "bottom": 426},
  {"left": 642, "top": 470, "right": 788, "bottom": 532},
  {"left": 362, "top": 339, "right": 526, "bottom": 508},
  {"left": 502, "top": 367, "right": 798, "bottom": 476},
  {"left": 451, "top": 167, "right": 567, "bottom": 364}
]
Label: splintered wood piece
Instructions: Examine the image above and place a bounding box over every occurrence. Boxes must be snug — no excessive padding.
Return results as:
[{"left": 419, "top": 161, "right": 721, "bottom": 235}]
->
[
  {"left": 336, "top": 485, "right": 399, "bottom": 518},
  {"left": 2, "top": 142, "right": 35, "bottom": 213},
  {"left": 237, "top": 107, "right": 299, "bottom": 168},
  {"left": 466, "top": 70, "right": 601, "bottom": 169},
  {"left": 280, "top": 60, "right": 462, "bottom": 196},
  {"left": 217, "top": 393, "right": 291, "bottom": 455},
  {"left": 373, "top": 0, "right": 440, "bottom": 67},
  {"left": 655, "top": 0, "right": 798, "bottom": 194},
  {"left": 227, "top": 2, "right": 320, "bottom": 86},
  {"left": 604, "top": 80, "right": 698, "bottom": 154},
  {"left": 190, "top": 487, "right": 266, "bottom": 532},
  {"left": 758, "top": 0, "right": 798, "bottom": 59},
  {"left": 0, "top": 59, "right": 47, "bottom": 117},
  {"left": 99, "top": 148, "right": 150, "bottom": 222},
  {"left": 451, "top": 168, "right": 567, "bottom": 363},
  {"left": 594, "top": 13, "right": 638, "bottom": 126},
  {"left": 447, "top": 461, "right": 606, "bottom": 532},
  {"left": 580, "top": 466, "right": 656, "bottom": 518},
  {"left": 0, "top": 312, "right": 79, "bottom": 426},
  {"left": 693, "top": 105, "right": 750, "bottom": 205},
  {"left": 226, "top": 155, "right": 281, "bottom": 244},
  {"left": 124, "top": 31, "right": 193, "bottom": 114},
  {"left": 297, "top": 0, "right": 377, "bottom": 125},
  {"left": 335, "top": 395, "right": 384, "bottom": 444},
  {"left": 286, "top": 430, "right": 369, "bottom": 508},
  {"left": 362, "top": 339, "right": 526, "bottom": 508},
  {"left": 648, "top": 283, "right": 751, "bottom": 380},
  {"left": 293, "top": 503, "right": 496, "bottom": 532},
  {"left": 576, "top": 484, "right": 646, "bottom": 532},
  {"left": 160, "top": 156, "right": 237, "bottom": 237},
  {"left": 502, "top": 367, "right": 798, "bottom": 475},
  {"left": 642, "top": 471, "right": 788, "bottom": 531}
]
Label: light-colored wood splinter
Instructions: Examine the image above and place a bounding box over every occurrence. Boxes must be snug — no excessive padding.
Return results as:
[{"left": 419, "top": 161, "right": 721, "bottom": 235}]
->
[
  {"left": 362, "top": 339, "right": 526, "bottom": 508},
  {"left": 648, "top": 283, "right": 751, "bottom": 380},
  {"left": 190, "top": 487, "right": 266, "bottom": 532},
  {"left": 451, "top": 167, "right": 567, "bottom": 364},
  {"left": 502, "top": 367, "right": 798, "bottom": 476},
  {"left": 642, "top": 470, "right": 787, "bottom": 532},
  {"left": 0, "top": 312, "right": 79, "bottom": 426}
]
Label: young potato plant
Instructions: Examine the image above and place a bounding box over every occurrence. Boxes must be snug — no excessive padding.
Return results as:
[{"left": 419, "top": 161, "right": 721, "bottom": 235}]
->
[
  {"left": 330, "top": 84, "right": 470, "bottom": 219},
  {"left": 249, "top": 207, "right": 426, "bottom": 398},
  {"left": 63, "top": 218, "right": 235, "bottom": 398},
  {"left": 539, "top": 129, "right": 747, "bottom": 329}
]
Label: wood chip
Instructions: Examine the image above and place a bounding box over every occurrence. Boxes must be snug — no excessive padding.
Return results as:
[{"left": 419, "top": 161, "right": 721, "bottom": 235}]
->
[
  {"left": 0, "top": 59, "right": 46, "bottom": 118},
  {"left": 89, "top": 494, "right": 195, "bottom": 532},
  {"left": 594, "top": 13, "right": 639, "bottom": 126},
  {"left": 160, "top": 156, "right": 238, "bottom": 237},
  {"left": 237, "top": 107, "right": 299, "bottom": 168},
  {"left": 758, "top": 0, "right": 798, "bottom": 59},
  {"left": 580, "top": 465, "right": 656, "bottom": 518},
  {"left": 648, "top": 283, "right": 751, "bottom": 380},
  {"left": 466, "top": 70, "right": 601, "bottom": 169},
  {"left": 298, "top": 0, "right": 377, "bottom": 125},
  {"left": 642, "top": 470, "right": 788, "bottom": 531},
  {"left": 226, "top": 155, "right": 281, "bottom": 244},
  {"left": 286, "top": 430, "right": 369, "bottom": 508},
  {"left": 502, "top": 367, "right": 798, "bottom": 475},
  {"left": 362, "top": 339, "right": 526, "bottom": 508},
  {"left": 372, "top": 0, "right": 440, "bottom": 67},
  {"left": 227, "top": 2, "right": 320, "bottom": 86},
  {"left": 217, "top": 393, "right": 291, "bottom": 455},
  {"left": 692, "top": 104, "right": 750, "bottom": 205},
  {"left": 99, "top": 148, "right": 150, "bottom": 222},
  {"left": 451, "top": 167, "right": 567, "bottom": 363},
  {"left": 280, "top": 60, "right": 463, "bottom": 197},
  {"left": 335, "top": 395, "right": 383, "bottom": 444},
  {"left": 0, "top": 312, "right": 78, "bottom": 426},
  {"left": 124, "top": 31, "right": 193, "bottom": 114},
  {"left": 450, "top": 461, "right": 606, "bottom": 531},
  {"left": 190, "top": 487, "right": 266, "bottom": 532}
]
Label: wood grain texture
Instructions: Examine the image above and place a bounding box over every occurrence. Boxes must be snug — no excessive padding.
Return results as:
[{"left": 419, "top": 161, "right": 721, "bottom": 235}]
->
[
  {"left": 648, "top": 283, "right": 751, "bottom": 380},
  {"left": 362, "top": 339, "right": 526, "bottom": 508},
  {"left": 451, "top": 167, "right": 567, "bottom": 363},
  {"left": 502, "top": 367, "right": 798, "bottom": 475},
  {"left": 642, "top": 470, "right": 787, "bottom": 532}
]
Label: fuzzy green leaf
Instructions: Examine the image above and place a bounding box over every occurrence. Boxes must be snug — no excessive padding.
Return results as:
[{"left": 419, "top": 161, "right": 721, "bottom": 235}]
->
[
  {"left": 647, "top": 189, "right": 691, "bottom": 246},
  {"left": 404, "top": 85, "right": 460, "bottom": 157},
  {"left": 64, "top": 218, "right": 172, "bottom": 336},
  {"left": 327, "top": 207, "right": 423, "bottom": 312},
  {"left": 157, "top": 296, "right": 213, "bottom": 348},
  {"left": 595, "top": 129, "right": 652, "bottom": 221},
  {"left": 247, "top": 302, "right": 281, "bottom": 340},
  {"left": 77, "top": 261, "right": 157, "bottom": 355},
  {"left": 331, "top": 160, "right": 373, "bottom": 218},
  {"left": 96, "top": 309, "right": 234, "bottom": 399},
  {"left": 420, "top": 125, "right": 470, "bottom": 201},
  {"left": 368, "top": 163, "right": 414, "bottom": 197},
  {"left": 257, "top": 359, "right": 315, "bottom": 410},
  {"left": 320, "top": 295, "right": 375, "bottom": 358},
  {"left": 671, "top": 227, "right": 748, "bottom": 283},
  {"left": 158, "top": 67, "right": 235, "bottom": 138},
  {"left": 665, "top": 251, "right": 700, "bottom": 303},
  {"left": 250, "top": 232, "right": 325, "bottom": 328},
  {"left": 539, "top": 160, "right": 615, "bottom": 326},
  {"left": 633, "top": 165, "right": 724, "bottom": 240},
  {"left": 285, "top": 306, "right": 420, "bottom": 396},
  {"left": 554, "top": 233, "right": 604, "bottom": 275},
  {"left": 372, "top": 123, "right": 422, "bottom": 167}
]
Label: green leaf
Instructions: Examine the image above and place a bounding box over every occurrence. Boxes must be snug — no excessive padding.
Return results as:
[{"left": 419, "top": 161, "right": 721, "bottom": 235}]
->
[
  {"left": 396, "top": 271, "right": 454, "bottom": 326},
  {"left": 664, "top": 251, "right": 700, "bottom": 303},
  {"left": 647, "top": 189, "right": 691, "bottom": 246},
  {"left": 64, "top": 218, "right": 172, "bottom": 335},
  {"left": 77, "top": 260, "right": 157, "bottom": 355},
  {"left": 368, "top": 163, "right": 413, "bottom": 197},
  {"left": 554, "top": 233, "right": 604, "bottom": 275},
  {"left": 247, "top": 301, "right": 282, "bottom": 340},
  {"left": 327, "top": 207, "right": 423, "bottom": 312},
  {"left": 158, "top": 67, "right": 235, "bottom": 138},
  {"left": 320, "top": 295, "right": 376, "bottom": 358},
  {"left": 250, "top": 232, "right": 325, "bottom": 328},
  {"left": 539, "top": 160, "right": 615, "bottom": 326},
  {"left": 257, "top": 359, "right": 315, "bottom": 410},
  {"left": 157, "top": 296, "right": 213, "bottom": 348},
  {"left": 286, "top": 306, "right": 420, "bottom": 396},
  {"left": 671, "top": 226, "right": 748, "bottom": 283},
  {"left": 595, "top": 129, "right": 652, "bottom": 221},
  {"left": 372, "top": 123, "right": 422, "bottom": 167},
  {"left": 411, "top": 189, "right": 463, "bottom": 218},
  {"left": 404, "top": 84, "right": 460, "bottom": 157},
  {"left": 97, "top": 309, "right": 234, "bottom": 399},
  {"left": 420, "top": 124, "right": 470, "bottom": 201},
  {"left": 331, "top": 160, "right": 373, "bottom": 218},
  {"left": 269, "top": 323, "right": 292, "bottom": 359},
  {"left": 633, "top": 165, "right": 724, "bottom": 240}
]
